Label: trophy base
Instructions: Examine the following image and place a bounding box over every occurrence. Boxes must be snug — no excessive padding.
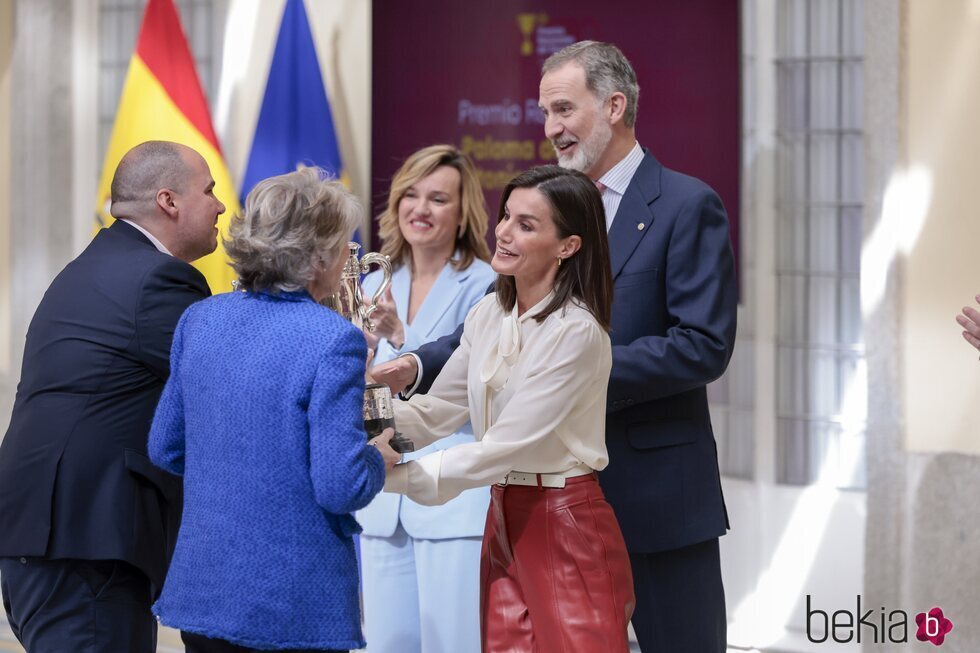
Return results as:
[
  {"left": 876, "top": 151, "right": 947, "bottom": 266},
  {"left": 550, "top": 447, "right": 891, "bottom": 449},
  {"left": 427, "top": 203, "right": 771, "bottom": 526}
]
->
[{"left": 390, "top": 433, "right": 415, "bottom": 454}]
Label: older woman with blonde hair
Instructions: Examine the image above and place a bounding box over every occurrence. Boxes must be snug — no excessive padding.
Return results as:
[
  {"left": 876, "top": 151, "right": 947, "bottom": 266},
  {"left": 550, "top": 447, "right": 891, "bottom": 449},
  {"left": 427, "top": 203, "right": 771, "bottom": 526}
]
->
[
  {"left": 358, "top": 145, "right": 495, "bottom": 653},
  {"left": 148, "top": 167, "right": 400, "bottom": 653}
]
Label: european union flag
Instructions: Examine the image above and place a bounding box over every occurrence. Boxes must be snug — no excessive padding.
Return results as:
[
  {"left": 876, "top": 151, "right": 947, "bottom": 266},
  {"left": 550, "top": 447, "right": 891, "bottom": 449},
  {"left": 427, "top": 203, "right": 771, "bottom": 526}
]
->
[{"left": 240, "top": 0, "right": 347, "bottom": 204}]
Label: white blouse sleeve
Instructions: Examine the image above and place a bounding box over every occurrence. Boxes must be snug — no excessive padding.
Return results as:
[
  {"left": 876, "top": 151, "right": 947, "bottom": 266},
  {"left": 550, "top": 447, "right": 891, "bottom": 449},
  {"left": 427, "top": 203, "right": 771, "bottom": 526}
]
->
[
  {"left": 390, "top": 309, "right": 476, "bottom": 449},
  {"left": 387, "top": 318, "right": 610, "bottom": 506}
]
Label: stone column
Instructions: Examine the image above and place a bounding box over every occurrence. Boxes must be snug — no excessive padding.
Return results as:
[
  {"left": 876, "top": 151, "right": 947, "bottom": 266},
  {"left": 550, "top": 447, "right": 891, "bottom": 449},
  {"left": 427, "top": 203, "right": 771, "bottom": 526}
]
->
[
  {"left": 862, "top": 0, "right": 906, "bottom": 629},
  {"left": 0, "top": 0, "right": 76, "bottom": 432},
  {"left": 0, "top": 0, "right": 13, "bottom": 383}
]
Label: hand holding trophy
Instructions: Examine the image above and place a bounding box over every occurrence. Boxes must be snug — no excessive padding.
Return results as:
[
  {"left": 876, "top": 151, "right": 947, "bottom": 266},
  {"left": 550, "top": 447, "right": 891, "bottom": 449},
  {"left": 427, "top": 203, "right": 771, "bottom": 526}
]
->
[
  {"left": 367, "top": 428, "right": 401, "bottom": 471},
  {"left": 324, "top": 242, "right": 415, "bottom": 454},
  {"left": 364, "top": 383, "right": 415, "bottom": 454}
]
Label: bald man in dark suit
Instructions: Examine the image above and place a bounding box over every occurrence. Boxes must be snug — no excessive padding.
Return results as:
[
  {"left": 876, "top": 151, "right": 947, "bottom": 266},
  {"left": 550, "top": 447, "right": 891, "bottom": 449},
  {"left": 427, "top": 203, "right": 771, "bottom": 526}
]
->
[{"left": 0, "top": 141, "right": 225, "bottom": 652}]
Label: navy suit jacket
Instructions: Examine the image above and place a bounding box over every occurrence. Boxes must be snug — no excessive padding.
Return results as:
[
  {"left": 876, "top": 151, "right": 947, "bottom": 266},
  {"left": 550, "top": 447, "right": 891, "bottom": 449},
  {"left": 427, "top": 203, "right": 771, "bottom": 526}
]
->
[
  {"left": 0, "top": 220, "right": 210, "bottom": 592},
  {"left": 414, "top": 151, "right": 737, "bottom": 553}
]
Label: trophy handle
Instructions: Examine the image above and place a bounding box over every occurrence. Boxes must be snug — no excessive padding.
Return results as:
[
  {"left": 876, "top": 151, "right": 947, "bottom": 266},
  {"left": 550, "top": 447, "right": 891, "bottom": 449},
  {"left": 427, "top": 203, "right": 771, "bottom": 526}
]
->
[{"left": 359, "top": 252, "right": 392, "bottom": 332}]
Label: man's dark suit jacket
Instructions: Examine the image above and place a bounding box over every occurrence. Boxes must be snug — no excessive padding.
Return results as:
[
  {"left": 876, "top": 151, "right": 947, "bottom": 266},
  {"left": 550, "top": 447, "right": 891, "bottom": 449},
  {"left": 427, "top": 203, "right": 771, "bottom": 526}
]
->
[
  {"left": 0, "top": 220, "right": 210, "bottom": 592},
  {"left": 414, "top": 151, "right": 737, "bottom": 554}
]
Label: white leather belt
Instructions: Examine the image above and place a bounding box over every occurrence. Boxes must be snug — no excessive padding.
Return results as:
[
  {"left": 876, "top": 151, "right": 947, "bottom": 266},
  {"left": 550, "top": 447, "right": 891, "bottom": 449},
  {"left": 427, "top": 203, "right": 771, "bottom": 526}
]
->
[{"left": 497, "top": 463, "right": 594, "bottom": 489}]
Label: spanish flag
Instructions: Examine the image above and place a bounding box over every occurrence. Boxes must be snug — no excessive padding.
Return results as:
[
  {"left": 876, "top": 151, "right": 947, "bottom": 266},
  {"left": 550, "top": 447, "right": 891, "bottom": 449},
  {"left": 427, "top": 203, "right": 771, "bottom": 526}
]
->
[{"left": 94, "top": 0, "right": 239, "bottom": 293}]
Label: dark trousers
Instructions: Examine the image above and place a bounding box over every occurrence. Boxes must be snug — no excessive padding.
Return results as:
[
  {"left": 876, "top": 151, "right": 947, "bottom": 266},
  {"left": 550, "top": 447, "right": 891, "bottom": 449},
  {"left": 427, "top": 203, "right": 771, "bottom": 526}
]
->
[
  {"left": 182, "top": 631, "right": 346, "bottom": 653},
  {"left": 629, "top": 538, "right": 727, "bottom": 653},
  {"left": 0, "top": 557, "right": 156, "bottom": 653}
]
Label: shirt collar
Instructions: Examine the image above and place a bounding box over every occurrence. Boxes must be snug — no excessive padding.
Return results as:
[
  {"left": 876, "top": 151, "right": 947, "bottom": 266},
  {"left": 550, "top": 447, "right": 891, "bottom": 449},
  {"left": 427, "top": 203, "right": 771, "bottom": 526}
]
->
[
  {"left": 514, "top": 290, "right": 556, "bottom": 323},
  {"left": 247, "top": 288, "right": 316, "bottom": 303},
  {"left": 595, "top": 141, "right": 644, "bottom": 196},
  {"left": 119, "top": 219, "right": 173, "bottom": 256},
  {"left": 481, "top": 291, "right": 555, "bottom": 392}
]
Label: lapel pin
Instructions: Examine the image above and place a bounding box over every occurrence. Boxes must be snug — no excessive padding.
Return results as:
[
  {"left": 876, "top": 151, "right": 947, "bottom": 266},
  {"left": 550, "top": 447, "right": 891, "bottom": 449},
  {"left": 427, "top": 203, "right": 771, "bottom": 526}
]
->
[{"left": 637, "top": 222, "right": 646, "bottom": 231}]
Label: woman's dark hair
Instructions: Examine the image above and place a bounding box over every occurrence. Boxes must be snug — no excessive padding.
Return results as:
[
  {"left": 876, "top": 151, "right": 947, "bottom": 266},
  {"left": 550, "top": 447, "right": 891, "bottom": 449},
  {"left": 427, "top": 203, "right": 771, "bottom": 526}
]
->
[{"left": 495, "top": 165, "right": 612, "bottom": 330}]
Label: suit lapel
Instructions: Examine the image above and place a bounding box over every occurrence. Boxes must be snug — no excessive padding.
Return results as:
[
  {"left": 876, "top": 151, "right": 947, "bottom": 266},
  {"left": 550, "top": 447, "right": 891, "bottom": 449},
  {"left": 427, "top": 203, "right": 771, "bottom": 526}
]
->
[
  {"left": 607, "top": 151, "right": 662, "bottom": 279},
  {"left": 385, "top": 265, "right": 411, "bottom": 325}
]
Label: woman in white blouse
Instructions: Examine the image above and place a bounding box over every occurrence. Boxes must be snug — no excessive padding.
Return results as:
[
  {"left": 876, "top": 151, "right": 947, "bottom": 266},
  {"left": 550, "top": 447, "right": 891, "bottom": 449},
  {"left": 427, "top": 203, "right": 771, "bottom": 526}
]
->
[
  {"left": 357, "top": 145, "right": 495, "bottom": 653},
  {"left": 384, "top": 165, "right": 635, "bottom": 652}
]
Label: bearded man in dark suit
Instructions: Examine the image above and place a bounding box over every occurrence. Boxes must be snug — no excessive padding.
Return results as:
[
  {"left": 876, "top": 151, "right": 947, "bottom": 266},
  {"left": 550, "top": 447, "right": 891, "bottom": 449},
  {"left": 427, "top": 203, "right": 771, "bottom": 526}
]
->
[{"left": 372, "top": 41, "right": 738, "bottom": 653}]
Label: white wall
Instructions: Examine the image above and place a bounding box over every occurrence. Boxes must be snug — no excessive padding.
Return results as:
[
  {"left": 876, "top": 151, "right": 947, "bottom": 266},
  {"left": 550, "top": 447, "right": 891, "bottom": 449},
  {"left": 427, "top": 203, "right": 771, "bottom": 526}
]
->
[{"left": 903, "top": 0, "right": 980, "bottom": 454}]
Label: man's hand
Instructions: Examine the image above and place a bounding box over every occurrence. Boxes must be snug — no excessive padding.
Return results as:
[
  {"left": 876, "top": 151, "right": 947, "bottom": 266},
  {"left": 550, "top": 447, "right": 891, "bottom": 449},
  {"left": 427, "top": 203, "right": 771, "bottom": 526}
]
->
[
  {"left": 368, "top": 427, "right": 402, "bottom": 471},
  {"left": 371, "top": 355, "right": 419, "bottom": 396},
  {"left": 956, "top": 294, "right": 980, "bottom": 353}
]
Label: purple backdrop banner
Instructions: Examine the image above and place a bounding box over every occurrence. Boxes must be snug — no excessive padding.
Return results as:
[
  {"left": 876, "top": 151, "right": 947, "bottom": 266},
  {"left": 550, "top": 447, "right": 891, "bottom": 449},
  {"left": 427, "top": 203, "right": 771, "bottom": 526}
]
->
[{"left": 372, "top": 0, "right": 740, "bottom": 267}]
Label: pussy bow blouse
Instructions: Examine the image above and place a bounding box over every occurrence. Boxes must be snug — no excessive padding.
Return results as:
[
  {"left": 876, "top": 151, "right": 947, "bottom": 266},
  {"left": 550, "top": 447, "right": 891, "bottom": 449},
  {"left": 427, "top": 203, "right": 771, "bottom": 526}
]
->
[{"left": 385, "top": 293, "right": 612, "bottom": 506}]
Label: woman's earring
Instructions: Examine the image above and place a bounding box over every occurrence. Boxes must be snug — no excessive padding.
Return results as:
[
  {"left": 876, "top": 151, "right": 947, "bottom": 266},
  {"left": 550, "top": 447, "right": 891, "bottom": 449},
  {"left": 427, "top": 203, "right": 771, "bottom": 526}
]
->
[{"left": 557, "top": 256, "right": 563, "bottom": 267}]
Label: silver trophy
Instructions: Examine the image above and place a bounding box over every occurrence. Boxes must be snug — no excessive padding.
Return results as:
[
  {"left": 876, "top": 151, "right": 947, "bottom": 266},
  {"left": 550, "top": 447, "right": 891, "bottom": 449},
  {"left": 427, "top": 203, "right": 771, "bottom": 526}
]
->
[
  {"left": 323, "top": 242, "right": 392, "bottom": 332},
  {"left": 322, "top": 243, "right": 413, "bottom": 453},
  {"left": 364, "top": 383, "right": 415, "bottom": 453}
]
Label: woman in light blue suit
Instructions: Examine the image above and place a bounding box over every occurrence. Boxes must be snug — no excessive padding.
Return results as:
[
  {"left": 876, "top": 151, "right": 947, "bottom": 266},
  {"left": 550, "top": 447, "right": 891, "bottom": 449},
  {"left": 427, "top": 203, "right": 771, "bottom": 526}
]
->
[{"left": 359, "top": 145, "right": 494, "bottom": 653}]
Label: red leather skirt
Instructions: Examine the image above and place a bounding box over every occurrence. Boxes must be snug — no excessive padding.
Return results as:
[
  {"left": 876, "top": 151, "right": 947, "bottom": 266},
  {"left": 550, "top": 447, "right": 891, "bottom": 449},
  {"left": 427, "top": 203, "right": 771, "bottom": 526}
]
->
[{"left": 480, "top": 474, "right": 635, "bottom": 652}]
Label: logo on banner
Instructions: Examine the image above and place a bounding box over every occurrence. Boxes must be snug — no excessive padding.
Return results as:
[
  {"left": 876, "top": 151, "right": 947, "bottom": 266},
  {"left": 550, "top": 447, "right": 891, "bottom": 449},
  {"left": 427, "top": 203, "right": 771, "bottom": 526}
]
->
[
  {"left": 516, "top": 13, "right": 546, "bottom": 56},
  {"left": 515, "top": 13, "right": 575, "bottom": 57},
  {"left": 806, "top": 596, "right": 953, "bottom": 646}
]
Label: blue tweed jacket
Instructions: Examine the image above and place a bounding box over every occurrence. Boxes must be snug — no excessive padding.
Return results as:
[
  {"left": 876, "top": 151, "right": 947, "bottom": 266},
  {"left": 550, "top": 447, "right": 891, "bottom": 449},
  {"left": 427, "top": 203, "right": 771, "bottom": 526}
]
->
[{"left": 148, "top": 289, "right": 385, "bottom": 651}]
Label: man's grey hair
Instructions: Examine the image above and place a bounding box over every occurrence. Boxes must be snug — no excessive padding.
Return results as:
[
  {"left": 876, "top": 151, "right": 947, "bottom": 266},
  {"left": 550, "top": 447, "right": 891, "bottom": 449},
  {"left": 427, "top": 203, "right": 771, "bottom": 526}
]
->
[
  {"left": 543, "top": 41, "right": 640, "bottom": 129},
  {"left": 225, "top": 166, "right": 361, "bottom": 293},
  {"left": 110, "top": 140, "right": 189, "bottom": 208}
]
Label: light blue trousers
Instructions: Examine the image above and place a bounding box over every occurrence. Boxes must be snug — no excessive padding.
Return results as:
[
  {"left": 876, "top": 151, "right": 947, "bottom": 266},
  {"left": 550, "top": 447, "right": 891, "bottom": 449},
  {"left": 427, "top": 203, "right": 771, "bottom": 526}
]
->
[{"left": 360, "top": 523, "right": 483, "bottom": 653}]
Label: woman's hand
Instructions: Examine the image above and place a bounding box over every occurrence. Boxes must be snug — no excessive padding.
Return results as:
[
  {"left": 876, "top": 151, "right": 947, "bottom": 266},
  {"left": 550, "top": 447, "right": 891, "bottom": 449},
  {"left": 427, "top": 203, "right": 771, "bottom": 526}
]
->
[
  {"left": 363, "top": 328, "right": 380, "bottom": 351},
  {"left": 368, "top": 427, "right": 402, "bottom": 471},
  {"left": 364, "top": 286, "right": 405, "bottom": 349}
]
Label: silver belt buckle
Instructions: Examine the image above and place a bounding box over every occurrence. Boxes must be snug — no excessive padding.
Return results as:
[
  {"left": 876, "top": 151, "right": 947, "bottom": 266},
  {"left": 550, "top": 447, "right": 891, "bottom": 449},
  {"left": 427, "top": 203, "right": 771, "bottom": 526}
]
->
[
  {"left": 499, "top": 472, "right": 566, "bottom": 488},
  {"left": 542, "top": 474, "right": 566, "bottom": 488}
]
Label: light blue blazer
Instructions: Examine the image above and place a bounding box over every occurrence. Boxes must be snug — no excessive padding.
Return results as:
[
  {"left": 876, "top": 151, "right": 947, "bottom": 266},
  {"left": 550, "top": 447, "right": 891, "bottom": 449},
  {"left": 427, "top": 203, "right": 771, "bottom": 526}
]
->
[{"left": 357, "top": 257, "right": 495, "bottom": 539}]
